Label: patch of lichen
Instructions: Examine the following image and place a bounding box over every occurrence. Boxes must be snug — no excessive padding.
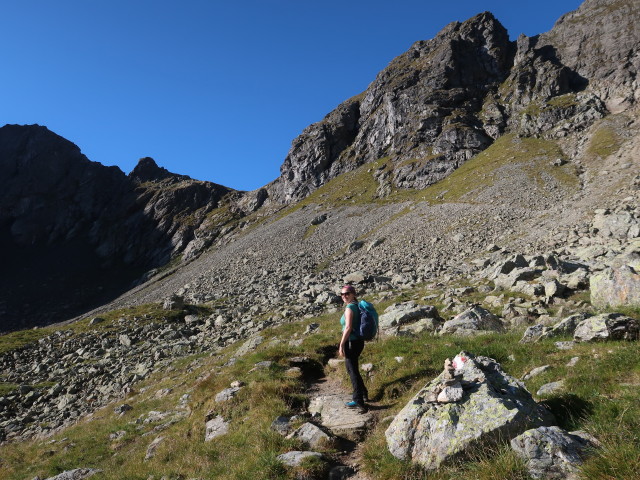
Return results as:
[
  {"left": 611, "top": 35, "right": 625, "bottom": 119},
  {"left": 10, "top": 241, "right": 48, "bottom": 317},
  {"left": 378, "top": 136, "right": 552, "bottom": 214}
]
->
[{"left": 546, "top": 93, "right": 578, "bottom": 109}]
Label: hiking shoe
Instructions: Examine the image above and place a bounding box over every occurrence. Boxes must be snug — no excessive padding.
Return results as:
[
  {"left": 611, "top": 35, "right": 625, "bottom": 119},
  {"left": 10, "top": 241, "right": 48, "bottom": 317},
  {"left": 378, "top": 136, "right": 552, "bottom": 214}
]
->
[{"left": 345, "top": 401, "right": 368, "bottom": 413}]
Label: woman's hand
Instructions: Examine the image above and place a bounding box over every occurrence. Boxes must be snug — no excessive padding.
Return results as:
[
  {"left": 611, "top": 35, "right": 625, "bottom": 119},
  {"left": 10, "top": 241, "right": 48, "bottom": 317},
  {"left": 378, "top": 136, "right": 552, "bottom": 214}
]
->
[{"left": 338, "top": 344, "right": 345, "bottom": 357}]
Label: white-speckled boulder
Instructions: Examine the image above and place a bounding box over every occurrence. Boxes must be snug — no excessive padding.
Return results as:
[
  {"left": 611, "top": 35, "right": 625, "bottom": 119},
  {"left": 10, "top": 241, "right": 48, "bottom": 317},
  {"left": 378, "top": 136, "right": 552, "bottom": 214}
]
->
[
  {"left": 439, "top": 306, "right": 505, "bottom": 336},
  {"left": 591, "top": 263, "right": 640, "bottom": 308},
  {"left": 385, "top": 352, "right": 553, "bottom": 470},
  {"left": 573, "top": 313, "right": 639, "bottom": 342},
  {"left": 378, "top": 301, "right": 442, "bottom": 335},
  {"left": 511, "top": 426, "right": 598, "bottom": 479}
]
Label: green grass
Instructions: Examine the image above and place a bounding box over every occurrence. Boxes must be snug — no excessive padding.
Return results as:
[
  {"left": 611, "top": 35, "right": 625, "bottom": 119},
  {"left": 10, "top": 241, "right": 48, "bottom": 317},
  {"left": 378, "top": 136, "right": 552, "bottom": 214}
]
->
[
  {"left": 1, "top": 283, "right": 638, "bottom": 480},
  {"left": 587, "top": 125, "right": 622, "bottom": 158}
]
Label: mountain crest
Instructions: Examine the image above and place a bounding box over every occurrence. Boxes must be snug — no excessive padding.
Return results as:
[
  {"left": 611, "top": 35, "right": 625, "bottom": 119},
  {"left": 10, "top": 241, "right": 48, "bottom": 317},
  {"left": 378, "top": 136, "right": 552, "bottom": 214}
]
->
[{"left": 129, "top": 157, "right": 189, "bottom": 183}]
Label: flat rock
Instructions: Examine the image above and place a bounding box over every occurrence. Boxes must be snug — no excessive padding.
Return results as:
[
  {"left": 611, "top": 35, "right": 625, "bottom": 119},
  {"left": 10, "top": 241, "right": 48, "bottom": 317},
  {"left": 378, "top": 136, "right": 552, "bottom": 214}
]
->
[
  {"left": 277, "top": 451, "right": 324, "bottom": 467},
  {"left": 43, "top": 469, "right": 102, "bottom": 480},
  {"left": 308, "top": 393, "right": 373, "bottom": 440},
  {"left": 215, "top": 386, "right": 242, "bottom": 403},
  {"left": 522, "top": 365, "right": 551, "bottom": 381},
  {"left": 378, "top": 302, "right": 441, "bottom": 334},
  {"left": 144, "top": 436, "right": 165, "bottom": 461},
  {"left": 537, "top": 380, "right": 565, "bottom": 396},
  {"left": 235, "top": 335, "right": 263, "bottom": 357}
]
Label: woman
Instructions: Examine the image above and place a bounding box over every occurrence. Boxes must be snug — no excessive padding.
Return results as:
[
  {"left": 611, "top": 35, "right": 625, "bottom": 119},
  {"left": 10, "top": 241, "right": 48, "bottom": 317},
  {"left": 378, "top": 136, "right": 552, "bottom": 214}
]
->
[{"left": 338, "top": 284, "right": 368, "bottom": 413}]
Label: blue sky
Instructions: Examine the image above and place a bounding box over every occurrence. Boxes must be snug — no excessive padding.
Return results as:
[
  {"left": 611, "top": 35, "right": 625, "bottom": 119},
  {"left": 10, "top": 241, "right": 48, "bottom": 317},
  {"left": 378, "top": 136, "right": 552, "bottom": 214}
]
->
[{"left": 0, "top": 0, "right": 583, "bottom": 191}]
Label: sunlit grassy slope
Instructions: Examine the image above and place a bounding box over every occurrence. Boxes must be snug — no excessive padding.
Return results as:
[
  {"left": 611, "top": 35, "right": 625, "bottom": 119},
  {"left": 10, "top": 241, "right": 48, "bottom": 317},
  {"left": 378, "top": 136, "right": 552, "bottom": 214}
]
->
[{"left": 1, "top": 282, "right": 638, "bottom": 480}]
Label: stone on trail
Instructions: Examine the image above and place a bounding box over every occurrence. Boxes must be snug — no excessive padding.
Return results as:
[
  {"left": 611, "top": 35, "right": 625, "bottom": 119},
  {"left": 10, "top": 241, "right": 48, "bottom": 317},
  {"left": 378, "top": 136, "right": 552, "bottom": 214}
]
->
[
  {"left": 287, "top": 422, "right": 336, "bottom": 449},
  {"left": 511, "top": 426, "right": 598, "bottom": 479},
  {"left": 277, "top": 451, "right": 324, "bottom": 467},
  {"left": 439, "top": 306, "right": 505, "bottom": 336},
  {"left": 385, "top": 352, "right": 553, "bottom": 470},
  {"left": 43, "top": 469, "right": 102, "bottom": 480},
  {"left": 308, "top": 393, "right": 373, "bottom": 440},
  {"left": 573, "top": 313, "right": 639, "bottom": 342}
]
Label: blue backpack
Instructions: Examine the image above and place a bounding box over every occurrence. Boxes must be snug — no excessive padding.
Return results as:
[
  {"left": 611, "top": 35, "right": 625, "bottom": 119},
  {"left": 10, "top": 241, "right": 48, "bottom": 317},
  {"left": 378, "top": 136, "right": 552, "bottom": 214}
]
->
[{"left": 355, "top": 300, "right": 379, "bottom": 341}]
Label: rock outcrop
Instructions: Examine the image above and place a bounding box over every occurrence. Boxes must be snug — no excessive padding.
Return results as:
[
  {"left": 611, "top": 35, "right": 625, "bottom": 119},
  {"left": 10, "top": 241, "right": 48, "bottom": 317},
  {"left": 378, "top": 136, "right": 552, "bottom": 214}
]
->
[
  {"left": 385, "top": 352, "right": 553, "bottom": 470},
  {"left": 263, "top": 0, "right": 637, "bottom": 206}
]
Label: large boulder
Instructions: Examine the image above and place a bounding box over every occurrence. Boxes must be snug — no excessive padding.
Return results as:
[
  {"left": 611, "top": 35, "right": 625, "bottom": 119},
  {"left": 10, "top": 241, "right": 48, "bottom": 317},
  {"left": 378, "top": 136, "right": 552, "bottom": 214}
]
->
[
  {"left": 385, "top": 352, "right": 553, "bottom": 470},
  {"left": 573, "top": 313, "right": 639, "bottom": 342},
  {"left": 378, "top": 302, "right": 442, "bottom": 335},
  {"left": 511, "top": 426, "right": 598, "bottom": 479},
  {"left": 590, "top": 264, "right": 640, "bottom": 308},
  {"left": 439, "top": 306, "right": 505, "bottom": 336}
]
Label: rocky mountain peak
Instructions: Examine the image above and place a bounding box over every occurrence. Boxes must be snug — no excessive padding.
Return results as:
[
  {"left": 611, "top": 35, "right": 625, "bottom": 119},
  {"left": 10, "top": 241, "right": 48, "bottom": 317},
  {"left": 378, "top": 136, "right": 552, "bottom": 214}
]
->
[
  {"left": 261, "top": 0, "right": 639, "bottom": 207},
  {"left": 129, "top": 156, "right": 190, "bottom": 184}
]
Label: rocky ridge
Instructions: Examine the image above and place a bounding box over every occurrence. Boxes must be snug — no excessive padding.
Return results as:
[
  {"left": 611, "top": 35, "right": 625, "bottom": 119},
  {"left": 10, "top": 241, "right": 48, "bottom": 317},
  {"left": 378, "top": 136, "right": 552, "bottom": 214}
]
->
[{"left": 262, "top": 0, "right": 637, "bottom": 206}]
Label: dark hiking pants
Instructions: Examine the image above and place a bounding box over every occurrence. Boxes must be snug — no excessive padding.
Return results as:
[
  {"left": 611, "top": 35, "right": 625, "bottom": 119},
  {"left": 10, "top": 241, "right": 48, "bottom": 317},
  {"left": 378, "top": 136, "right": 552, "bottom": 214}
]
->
[{"left": 344, "top": 339, "right": 368, "bottom": 404}]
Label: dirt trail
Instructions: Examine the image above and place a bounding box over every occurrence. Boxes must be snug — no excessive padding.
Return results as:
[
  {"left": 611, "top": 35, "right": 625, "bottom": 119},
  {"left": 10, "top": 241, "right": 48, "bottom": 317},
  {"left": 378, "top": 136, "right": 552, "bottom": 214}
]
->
[{"left": 306, "top": 364, "right": 390, "bottom": 479}]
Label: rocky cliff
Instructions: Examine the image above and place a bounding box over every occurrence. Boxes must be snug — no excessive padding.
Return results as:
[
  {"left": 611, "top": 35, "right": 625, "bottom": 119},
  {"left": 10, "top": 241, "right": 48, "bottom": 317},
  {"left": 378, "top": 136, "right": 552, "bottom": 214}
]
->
[
  {"left": 263, "top": 0, "right": 638, "bottom": 205},
  {"left": 0, "top": 126, "right": 235, "bottom": 331}
]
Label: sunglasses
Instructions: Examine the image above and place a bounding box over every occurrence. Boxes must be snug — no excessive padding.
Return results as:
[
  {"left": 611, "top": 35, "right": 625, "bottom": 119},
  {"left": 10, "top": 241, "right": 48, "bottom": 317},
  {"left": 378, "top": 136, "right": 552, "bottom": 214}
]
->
[{"left": 340, "top": 292, "right": 352, "bottom": 296}]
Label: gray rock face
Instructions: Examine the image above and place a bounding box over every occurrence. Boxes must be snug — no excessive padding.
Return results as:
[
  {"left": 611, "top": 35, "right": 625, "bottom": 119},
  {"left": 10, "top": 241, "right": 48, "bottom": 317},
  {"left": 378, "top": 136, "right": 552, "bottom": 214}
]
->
[
  {"left": 511, "top": 426, "right": 598, "bottom": 479},
  {"left": 537, "top": 0, "right": 640, "bottom": 113},
  {"left": 266, "top": 12, "right": 513, "bottom": 204},
  {"left": 439, "top": 306, "right": 505, "bottom": 336},
  {"left": 573, "top": 313, "right": 639, "bottom": 342},
  {"left": 385, "top": 352, "right": 553, "bottom": 470}
]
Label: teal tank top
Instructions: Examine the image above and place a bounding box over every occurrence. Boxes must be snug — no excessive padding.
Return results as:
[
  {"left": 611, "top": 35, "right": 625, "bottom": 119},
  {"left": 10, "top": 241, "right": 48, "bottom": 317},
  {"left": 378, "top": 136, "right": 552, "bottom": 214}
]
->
[{"left": 340, "top": 302, "right": 360, "bottom": 341}]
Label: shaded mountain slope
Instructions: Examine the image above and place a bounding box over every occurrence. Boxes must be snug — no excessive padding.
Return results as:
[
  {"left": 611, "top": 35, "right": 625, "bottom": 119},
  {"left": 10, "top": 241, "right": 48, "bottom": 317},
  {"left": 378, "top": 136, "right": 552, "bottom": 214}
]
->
[{"left": 0, "top": 126, "right": 236, "bottom": 331}]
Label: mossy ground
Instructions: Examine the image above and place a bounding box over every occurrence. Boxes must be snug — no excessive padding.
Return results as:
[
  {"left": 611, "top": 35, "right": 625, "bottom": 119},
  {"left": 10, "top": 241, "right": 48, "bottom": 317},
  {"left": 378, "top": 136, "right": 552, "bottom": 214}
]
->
[{"left": 1, "top": 281, "right": 638, "bottom": 480}]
